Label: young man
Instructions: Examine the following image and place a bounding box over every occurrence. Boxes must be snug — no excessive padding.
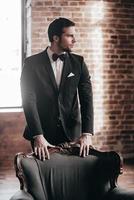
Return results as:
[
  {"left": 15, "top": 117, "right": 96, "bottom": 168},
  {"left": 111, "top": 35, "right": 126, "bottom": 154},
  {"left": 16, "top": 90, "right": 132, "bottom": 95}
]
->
[{"left": 21, "top": 18, "right": 94, "bottom": 160}]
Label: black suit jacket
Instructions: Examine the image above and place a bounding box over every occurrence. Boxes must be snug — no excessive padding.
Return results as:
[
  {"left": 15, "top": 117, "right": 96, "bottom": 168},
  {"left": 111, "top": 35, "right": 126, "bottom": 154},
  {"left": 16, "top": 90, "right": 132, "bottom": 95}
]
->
[{"left": 21, "top": 48, "right": 93, "bottom": 143}]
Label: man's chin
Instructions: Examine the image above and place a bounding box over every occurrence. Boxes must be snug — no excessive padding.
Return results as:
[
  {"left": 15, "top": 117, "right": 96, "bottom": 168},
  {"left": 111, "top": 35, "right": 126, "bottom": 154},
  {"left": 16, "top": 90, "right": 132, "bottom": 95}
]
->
[{"left": 63, "top": 48, "right": 72, "bottom": 53}]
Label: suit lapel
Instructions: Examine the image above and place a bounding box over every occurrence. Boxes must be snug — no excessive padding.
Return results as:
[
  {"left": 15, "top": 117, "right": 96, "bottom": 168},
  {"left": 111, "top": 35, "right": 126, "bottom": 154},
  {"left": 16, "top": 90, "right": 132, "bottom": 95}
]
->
[
  {"left": 59, "top": 54, "right": 72, "bottom": 92},
  {"left": 42, "top": 50, "right": 58, "bottom": 92}
]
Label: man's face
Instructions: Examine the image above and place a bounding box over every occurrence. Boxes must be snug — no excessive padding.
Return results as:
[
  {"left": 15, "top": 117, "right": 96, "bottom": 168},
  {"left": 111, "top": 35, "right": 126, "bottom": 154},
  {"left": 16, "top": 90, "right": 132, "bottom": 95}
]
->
[{"left": 58, "top": 26, "right": 76, "bottom": 52}]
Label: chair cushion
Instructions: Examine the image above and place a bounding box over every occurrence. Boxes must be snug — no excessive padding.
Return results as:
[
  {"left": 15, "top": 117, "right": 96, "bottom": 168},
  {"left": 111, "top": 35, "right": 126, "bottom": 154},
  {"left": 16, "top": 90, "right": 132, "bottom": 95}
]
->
[{"left": 35, "top": 153, "right": 112, "bottom": 200}]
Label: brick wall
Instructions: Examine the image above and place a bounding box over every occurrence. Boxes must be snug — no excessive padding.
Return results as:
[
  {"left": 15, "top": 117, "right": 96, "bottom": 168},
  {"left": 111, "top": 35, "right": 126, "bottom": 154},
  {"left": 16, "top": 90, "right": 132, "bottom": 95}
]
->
[
  {"left": 31, "top": 0, "right": 134, "bottom": 158},
  {"left": 0, "top": 112, "right": 31, "bottom": 169},
  {"left": 0, "top": 0, "right": 134, "bottom": 169}
]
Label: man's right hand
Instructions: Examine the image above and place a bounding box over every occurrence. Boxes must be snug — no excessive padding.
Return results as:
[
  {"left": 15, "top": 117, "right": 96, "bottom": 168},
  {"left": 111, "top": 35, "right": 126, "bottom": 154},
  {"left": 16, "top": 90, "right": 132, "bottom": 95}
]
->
[{"left": 33, "top": 135, "right": 55, "bottom": 160}]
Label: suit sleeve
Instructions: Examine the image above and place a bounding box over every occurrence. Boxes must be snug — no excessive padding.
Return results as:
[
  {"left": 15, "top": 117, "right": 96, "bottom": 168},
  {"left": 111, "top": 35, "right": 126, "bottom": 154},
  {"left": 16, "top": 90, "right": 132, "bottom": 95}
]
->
[
  {"left": 21, "top": 59, "right": 43, "bottom": 137},
  {"left": 78, "top": 58, "right": 94, "bottom": 134}
]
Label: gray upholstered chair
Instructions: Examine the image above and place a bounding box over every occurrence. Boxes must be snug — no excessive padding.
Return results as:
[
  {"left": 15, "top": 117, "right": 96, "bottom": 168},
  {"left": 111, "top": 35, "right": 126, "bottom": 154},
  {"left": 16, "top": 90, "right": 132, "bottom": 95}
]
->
[{"left": 10, "top": 144, "right": 134, "bottom": 200}]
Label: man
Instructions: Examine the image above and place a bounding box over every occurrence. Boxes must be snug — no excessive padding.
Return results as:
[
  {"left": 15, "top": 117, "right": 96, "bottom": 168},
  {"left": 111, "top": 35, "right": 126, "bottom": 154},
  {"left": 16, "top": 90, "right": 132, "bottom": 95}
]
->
[{"left": 21, "top": 18, "right": 94, "bottom": 161}]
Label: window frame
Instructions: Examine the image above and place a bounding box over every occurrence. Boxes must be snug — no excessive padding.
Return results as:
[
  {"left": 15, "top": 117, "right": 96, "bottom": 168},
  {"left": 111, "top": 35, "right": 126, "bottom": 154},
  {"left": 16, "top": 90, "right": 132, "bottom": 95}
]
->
[{"left": 0, "top": 0, "right": 27, "bottom": 111}]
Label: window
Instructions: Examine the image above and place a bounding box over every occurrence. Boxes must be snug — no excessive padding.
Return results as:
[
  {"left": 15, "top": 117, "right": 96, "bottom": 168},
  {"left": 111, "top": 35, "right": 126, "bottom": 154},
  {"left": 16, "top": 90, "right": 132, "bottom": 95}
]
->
[{"left": 0, "top": 0, "right": 23, "bottom": 108}]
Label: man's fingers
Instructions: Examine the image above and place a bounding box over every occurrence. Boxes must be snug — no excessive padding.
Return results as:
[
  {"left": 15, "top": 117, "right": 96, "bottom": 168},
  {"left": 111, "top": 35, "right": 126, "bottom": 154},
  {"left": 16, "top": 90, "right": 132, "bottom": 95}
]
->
[
  {"left": 34, "top": 147, "right": 37, "bottom": 155},
  {"left": 79, "top": 143, "right": 84, "bottom": 156},
  {"left": 48, "top": 144, "right": 55, "bottom": 148},
  {"left": 33, "top": 147, "right": 47, "bottom": 160},
  {"left": 41, "top": 147, "right": 46, "bottom": 161},
  {"left": 34, "top": 139, "right": 53, "bottom": 160},
  {"left": 83, "top": 145, "right": 86, "bottom": 157},
  {"left": 80, "top": 144, "right": 90, "bottom": 157},
  {"left": 83, "top": 145, "right": 90, "bottom": 157},
  {"left": 86, "top": 145, "right": 89, "bottom": 156},
  {"left": 35, "top": 147, "right": 50, "bottom": 160},
  {"left": 44, "top": 147, "right": 50, "bottom": 160},
  {"left": 37, "top": 147, "right": 42, "bottom": 160}
]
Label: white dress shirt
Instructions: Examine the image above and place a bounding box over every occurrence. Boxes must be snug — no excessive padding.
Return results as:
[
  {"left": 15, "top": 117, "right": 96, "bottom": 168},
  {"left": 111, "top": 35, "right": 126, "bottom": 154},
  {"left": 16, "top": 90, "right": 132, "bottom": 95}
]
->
[{"left": 47, "top": 47, "right": 64, "bottom": 87}]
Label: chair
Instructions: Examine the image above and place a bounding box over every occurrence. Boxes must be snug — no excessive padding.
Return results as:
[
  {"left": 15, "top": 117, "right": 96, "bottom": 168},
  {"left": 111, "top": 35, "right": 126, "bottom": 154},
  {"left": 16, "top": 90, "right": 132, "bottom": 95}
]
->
[{"left": 10, "top": 144, "right": 134, "bottom": 200}]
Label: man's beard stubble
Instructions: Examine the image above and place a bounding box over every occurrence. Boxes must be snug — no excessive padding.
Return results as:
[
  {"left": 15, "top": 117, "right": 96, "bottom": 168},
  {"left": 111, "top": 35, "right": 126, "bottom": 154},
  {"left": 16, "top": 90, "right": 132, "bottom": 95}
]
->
[{"left": 58, "top": 40, "right": 72, "bottom": 53}]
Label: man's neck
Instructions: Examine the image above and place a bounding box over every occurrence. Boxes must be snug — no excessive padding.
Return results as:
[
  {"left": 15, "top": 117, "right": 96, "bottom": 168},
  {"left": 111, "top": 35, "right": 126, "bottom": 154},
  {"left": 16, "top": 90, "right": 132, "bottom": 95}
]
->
[{"left": 50, "top": 45, "right": 64, "bottom": 55}]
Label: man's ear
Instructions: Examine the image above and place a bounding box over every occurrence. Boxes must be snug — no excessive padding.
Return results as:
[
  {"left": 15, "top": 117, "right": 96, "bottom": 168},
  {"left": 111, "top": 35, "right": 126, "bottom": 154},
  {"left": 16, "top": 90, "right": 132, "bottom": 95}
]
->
[{"left": 53, "top": 35, "right": 59, "bottom": 42}]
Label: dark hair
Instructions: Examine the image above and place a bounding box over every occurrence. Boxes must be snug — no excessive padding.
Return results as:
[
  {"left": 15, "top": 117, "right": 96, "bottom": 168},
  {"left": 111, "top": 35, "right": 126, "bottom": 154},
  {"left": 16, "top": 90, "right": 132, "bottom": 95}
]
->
[{"left": 48, "top": 18, "right": 75, "bottom": 42}]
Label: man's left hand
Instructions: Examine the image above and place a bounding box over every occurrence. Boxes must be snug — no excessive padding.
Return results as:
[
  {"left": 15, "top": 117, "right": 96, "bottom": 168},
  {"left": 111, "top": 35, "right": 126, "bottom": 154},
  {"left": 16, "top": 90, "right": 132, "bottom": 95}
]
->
[{"left": 76, "top": 134, "right": 92, "bottom": 157}]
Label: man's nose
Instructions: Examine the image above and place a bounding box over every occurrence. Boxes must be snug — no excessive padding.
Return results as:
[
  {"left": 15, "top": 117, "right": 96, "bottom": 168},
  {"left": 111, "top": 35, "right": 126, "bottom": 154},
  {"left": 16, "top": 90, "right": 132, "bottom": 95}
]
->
[{"left": 73, "top": 37, "right": 76, "bottom": 43}]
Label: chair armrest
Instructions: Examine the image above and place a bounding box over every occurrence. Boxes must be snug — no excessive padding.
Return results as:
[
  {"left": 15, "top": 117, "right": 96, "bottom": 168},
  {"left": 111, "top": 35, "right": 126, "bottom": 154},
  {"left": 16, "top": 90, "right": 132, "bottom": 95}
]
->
[
  {"left": 103, "top": 187, "right": 134, "bottom": 200},
  {"left": 10, "top": 190, "right": 34, "bottom": 200}
]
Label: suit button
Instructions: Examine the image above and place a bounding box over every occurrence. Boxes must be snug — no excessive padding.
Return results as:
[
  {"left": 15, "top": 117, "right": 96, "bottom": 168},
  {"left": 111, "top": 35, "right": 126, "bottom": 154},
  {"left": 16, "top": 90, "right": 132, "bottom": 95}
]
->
[
  {"left": 58, "top": 117, "right": 61, "bottom": 121},
  {"left": 57, "top": 117, "right": 61, "bottom": 127},
  {"left": 57, "top": 121, "right": 60, "bottom": 127}
]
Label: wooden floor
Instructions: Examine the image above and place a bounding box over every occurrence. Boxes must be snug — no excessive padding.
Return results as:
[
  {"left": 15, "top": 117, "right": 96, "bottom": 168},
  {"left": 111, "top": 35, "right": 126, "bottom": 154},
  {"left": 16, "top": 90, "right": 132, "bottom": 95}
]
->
[{"left": 0, "top": 162, "right": 134, "bottom": 200}]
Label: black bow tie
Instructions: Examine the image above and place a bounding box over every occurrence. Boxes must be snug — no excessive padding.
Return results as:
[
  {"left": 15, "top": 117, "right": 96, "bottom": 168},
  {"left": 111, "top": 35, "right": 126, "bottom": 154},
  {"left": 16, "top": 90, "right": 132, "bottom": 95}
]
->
[{"left": 52, "top": 53, "right": 66, "bottom": 61}]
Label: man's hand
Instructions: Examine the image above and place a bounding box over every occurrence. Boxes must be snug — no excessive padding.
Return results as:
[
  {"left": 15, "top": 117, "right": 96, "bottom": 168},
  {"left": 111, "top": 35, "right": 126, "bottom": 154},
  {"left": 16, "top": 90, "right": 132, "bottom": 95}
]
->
[
  {"left": 33, "top": 135, "right": 55, "bottom": 160},
  {"left": 75, "top": 134, "right": 92, "bottom": 157}
]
